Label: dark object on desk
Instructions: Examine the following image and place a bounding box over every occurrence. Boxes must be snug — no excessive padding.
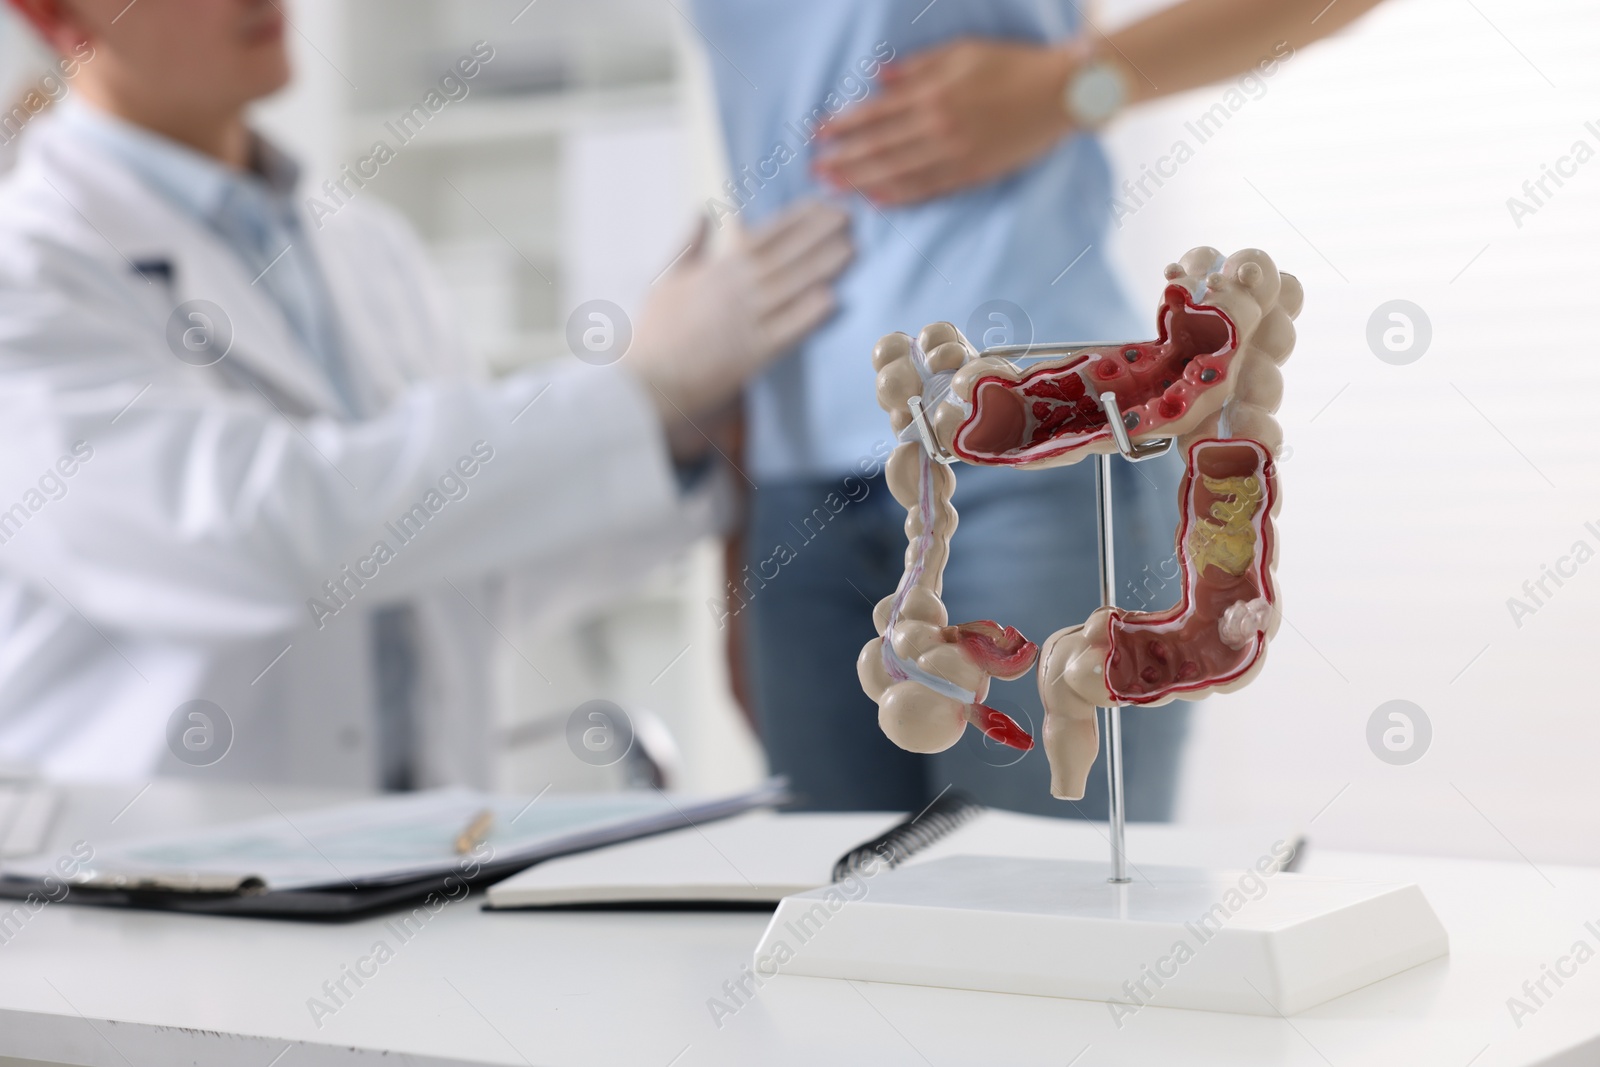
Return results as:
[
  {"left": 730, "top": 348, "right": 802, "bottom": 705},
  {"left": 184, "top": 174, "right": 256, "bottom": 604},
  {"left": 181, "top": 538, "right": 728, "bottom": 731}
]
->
[
  {"left": 832, "top": 790, "right": 982, "bottom": 881},
  {"left": 0, "top": 853, "right": 538, "bottom": 921}
]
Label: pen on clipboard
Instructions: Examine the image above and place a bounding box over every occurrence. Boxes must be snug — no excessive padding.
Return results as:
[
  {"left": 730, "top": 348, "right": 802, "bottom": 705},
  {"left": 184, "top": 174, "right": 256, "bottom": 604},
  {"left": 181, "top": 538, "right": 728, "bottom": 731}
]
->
[{"left": 454, "top": 808, "right": 493, "bottom": 855}]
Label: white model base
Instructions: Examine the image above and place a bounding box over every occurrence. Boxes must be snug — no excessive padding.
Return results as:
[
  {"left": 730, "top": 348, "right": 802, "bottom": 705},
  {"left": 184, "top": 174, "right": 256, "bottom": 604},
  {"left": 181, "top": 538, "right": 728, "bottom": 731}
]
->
[{"left": 754, "top": 855, "right": 1448, "bottom": 1016}]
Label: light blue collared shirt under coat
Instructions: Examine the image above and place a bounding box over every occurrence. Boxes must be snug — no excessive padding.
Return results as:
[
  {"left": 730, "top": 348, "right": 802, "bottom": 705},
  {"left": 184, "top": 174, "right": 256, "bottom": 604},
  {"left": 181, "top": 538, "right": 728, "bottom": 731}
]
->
[
  {"left": 54, "top": 99, "right": 360, "bottom": 415},
  {"left": 690, "top": 0, "right": 1141, "bottom": 481}
]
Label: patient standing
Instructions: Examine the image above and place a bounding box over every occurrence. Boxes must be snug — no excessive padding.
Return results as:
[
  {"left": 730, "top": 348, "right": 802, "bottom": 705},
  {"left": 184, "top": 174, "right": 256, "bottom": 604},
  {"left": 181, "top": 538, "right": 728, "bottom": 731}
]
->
[{"left": 688, "top": 0, "right": 1385, "bottom": 816}]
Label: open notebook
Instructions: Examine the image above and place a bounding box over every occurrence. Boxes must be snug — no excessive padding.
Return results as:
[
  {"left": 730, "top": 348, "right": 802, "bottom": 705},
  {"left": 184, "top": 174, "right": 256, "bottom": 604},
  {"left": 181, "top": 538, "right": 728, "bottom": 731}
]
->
[{"left": 486, "top": 793, "right": 1303, "bottom": 908}]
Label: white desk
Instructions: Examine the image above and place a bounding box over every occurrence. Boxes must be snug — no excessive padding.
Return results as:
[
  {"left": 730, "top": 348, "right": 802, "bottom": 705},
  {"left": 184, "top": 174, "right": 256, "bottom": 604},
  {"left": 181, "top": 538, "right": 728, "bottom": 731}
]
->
[{"left": 0, "top": 781, "right": 1597, "bottom": 1067}]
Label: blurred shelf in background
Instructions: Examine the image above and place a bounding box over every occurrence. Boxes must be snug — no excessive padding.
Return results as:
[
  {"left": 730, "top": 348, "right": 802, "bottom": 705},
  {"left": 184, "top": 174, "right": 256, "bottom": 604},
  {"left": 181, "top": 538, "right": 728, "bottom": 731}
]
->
[{"left": 348, "top": 83, "right": 678, "bottom": 152}]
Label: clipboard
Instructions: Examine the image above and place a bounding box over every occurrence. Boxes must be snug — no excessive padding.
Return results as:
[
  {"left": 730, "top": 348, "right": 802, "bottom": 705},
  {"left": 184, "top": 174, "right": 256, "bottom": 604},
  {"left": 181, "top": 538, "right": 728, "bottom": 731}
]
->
[{"left": 0, "top": 780, "right": 787, "bottom": 920}]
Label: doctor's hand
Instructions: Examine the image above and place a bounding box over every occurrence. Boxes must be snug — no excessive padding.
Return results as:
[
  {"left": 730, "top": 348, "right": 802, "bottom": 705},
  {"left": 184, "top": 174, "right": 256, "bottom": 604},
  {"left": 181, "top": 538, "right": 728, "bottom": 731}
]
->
[
  {"left": 812, "top": 39, "right": 1078, "bottom": 208},
  {"left": 628, "top": 199, "right": 853, "bottom": 459}
]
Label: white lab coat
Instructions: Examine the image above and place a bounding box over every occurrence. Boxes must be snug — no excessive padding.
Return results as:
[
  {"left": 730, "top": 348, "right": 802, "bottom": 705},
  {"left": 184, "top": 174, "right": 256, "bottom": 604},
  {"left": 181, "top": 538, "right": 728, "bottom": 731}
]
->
[{"left": 0, "top": 116, "right": 724, "bottom": 787}]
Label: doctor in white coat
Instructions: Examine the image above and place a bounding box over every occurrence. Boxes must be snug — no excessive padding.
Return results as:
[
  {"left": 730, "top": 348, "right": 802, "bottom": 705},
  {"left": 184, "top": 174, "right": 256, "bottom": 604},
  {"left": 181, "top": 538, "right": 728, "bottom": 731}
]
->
[{"left": 0, "top": 0, "right": 851, "bottom": 786}]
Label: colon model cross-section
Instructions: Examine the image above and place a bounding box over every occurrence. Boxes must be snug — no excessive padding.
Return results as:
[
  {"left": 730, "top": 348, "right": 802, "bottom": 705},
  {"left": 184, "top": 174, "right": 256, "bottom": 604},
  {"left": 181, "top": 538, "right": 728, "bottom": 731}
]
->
[{"left": 857, "top": 247, "right": 1302, "bottom": 801}]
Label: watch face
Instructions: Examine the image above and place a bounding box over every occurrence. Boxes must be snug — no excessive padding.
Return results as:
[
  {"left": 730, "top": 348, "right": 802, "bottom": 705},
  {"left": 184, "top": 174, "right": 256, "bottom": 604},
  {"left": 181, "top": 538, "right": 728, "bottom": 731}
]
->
[{"left": 1069, "top": 62, "right": 1126, "bottom": 128}]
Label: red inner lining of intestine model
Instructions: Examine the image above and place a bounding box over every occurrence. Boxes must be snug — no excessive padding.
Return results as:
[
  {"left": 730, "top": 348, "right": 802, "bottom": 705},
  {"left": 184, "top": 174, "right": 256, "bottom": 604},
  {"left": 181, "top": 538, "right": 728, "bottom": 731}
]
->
[
  {"left": 953, "top": 286, "right": 1238, "bottom": 465},
  {"left": 1105, "top": 438, "right": 1276, "bottom": 704}
]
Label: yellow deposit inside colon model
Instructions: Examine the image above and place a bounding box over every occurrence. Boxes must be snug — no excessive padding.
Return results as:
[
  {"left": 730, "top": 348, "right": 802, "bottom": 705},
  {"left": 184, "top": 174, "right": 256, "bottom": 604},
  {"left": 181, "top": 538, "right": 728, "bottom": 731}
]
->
[{"left": 1187, "top": 473, "right": 1264, "bottom": 577}]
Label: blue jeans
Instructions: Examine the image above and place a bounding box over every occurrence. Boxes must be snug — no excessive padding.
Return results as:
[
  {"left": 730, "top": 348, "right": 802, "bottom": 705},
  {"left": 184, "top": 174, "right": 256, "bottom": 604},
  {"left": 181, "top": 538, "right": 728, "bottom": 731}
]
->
[{"left": 742, "top": 452, "right": 1191, "bottom": 819}]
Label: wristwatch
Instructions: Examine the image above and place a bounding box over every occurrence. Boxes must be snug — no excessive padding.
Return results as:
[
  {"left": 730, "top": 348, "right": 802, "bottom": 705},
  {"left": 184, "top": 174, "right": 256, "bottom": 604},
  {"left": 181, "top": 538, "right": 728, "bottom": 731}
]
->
[{"left": 1064, "top": 54, "right": 1128, "bottom": 130}]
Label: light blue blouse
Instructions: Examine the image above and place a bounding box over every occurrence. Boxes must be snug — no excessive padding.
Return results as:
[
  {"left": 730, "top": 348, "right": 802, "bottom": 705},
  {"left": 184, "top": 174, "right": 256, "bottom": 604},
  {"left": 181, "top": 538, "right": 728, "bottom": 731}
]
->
[{"left": 691, "top": 0, "right": 1141, "bottom": 481}]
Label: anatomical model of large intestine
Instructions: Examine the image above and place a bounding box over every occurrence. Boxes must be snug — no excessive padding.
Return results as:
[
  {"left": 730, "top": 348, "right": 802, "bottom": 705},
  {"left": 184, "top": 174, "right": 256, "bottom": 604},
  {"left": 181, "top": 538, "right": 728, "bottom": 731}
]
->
[{"left": 857, "top": 248, "right": 1301, "bottom": 801}]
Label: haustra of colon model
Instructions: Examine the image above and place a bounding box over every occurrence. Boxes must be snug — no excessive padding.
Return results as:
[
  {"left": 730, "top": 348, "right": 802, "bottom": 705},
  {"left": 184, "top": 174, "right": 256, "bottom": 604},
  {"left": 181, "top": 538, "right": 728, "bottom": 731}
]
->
[{"left": 857, "top": 247, "right": 1301, "bottom": 801}]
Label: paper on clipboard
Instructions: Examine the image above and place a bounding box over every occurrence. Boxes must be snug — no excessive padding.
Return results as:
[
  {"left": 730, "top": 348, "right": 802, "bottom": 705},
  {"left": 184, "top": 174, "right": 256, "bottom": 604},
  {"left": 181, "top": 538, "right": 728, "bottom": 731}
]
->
[{"left": 5, "top": 783, "right": 784, "bottom": 893}]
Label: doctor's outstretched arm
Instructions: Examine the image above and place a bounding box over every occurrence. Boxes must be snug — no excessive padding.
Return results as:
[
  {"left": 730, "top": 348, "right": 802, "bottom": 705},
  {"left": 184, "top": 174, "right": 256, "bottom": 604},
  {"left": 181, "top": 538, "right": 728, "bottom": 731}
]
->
[{"left": 0, "top": 199, "right": 848, "bottom": 642}]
